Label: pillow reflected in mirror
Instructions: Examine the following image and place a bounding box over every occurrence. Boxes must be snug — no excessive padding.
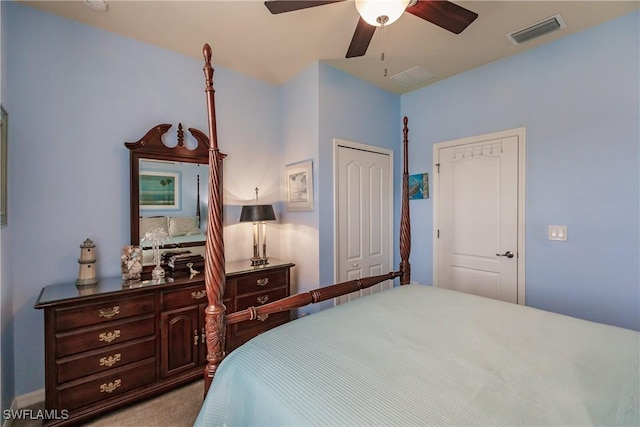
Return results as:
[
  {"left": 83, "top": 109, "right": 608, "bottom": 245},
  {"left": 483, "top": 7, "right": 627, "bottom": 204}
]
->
[
  {"left": 140, "top": 216, "right": 168, "bottom": 238},
  {"left": 169, "top": 216, "right": 202, "bottom": 237}
]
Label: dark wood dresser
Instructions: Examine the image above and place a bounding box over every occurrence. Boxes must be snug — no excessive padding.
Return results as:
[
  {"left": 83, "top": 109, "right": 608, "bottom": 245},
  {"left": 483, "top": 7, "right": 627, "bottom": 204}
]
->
[{"left": 34, "top": 259, "right": 294, "bottom": 426}]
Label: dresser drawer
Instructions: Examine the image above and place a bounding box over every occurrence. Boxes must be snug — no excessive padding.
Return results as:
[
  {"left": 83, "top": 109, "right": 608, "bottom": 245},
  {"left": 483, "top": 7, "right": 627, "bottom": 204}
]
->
[
  {"left": 236, "top": 270, "right": 287, "bottom": 295},
  {"left": 235, "top": 286, "right": 289, "bottom": 335},
  {"left": 57, "top": 359, "right": 155, "bottom": 411},
  {"left": 55, "top": 294, "right": 155, "bottom": 331},
  {"left": 236, "top": 287, "right": 287, "bottom": 311},
  {"left": 56, "top": 315, "right": 155, "bottom": 358},
  {"left": 161, "top": 284, "right": 230, "bottom": 310},
  {"left": 56, "top": 336, "right": 155, "bottom": 384}
]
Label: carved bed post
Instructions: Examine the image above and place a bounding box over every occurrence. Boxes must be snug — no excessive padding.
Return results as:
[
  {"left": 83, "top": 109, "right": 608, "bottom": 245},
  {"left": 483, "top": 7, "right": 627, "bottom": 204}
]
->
[
  {"left": 400, "top": 116, "right": 411, "bottom": 285},
  {"left": 202, "top": 44, "right": 226, "bottom": 395}
]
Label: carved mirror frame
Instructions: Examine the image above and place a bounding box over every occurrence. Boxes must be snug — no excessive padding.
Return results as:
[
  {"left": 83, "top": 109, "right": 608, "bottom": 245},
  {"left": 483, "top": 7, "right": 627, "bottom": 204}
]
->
[{"left": 125, "top": 123, "right": 210, "bottom": 249}]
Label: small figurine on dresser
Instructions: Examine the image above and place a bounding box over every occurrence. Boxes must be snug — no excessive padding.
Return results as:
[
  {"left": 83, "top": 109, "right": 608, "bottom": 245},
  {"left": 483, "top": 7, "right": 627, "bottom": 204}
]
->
[
  {"left": 142, "top": 227, "right": 169, "bottom": 280},
  {"left": 121, "top": 245, "right": 142, "bottom": 282},
  {"left": 76, "top": 238, "right": 99, "bottom": 286}
]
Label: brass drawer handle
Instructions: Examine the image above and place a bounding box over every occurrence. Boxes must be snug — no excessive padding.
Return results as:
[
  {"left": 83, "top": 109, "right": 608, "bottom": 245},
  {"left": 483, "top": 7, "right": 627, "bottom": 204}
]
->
[
  {"left": 257, "top": 314, "right": 269, "bottom": 322},
  {"left": 98, "top": 306, "right": 120, "bottom": 319},
  {"left": 257, "top": 295, "right": 269, "bottom": 305},
  {"left": 201, "top": 327, "right": 205, "bottom": 344},
  {"left": 99, "top": 353, "right": 122, "bottom": 367},
  {"left": 191, "top": 290, "right": 207, "bottom": 299},
  {"left": 194, "top": 329, "right": 199, "bottom": 346},
  {"left": 256, "top": 278, "right": 269, "bottom": 287},
  {"left": 100, "top": 379, "right": 122, "bottom": 394},
  {"left": 98, "top": 330, "right": 121, "bottom": 343}
]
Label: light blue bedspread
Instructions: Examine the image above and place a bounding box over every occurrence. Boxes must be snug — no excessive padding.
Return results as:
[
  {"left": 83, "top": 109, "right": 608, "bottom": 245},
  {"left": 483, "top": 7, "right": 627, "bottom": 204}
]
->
[{"left": 195, "top": 284, "right": 639, "bottom": 426}]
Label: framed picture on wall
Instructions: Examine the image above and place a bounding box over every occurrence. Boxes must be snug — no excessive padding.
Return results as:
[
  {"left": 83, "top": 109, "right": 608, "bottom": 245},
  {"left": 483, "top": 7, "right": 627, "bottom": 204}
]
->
[
  {"left": 139, "top": 170, "right": 182, "bottom": 210},
  {"left": 1, "top": 106, "right": 7, "bottom": 227},
  {"left": 285, "top": 160, "right": 313, "bottom": 212},
  {"left": 409, "top": 173, "right": 429, "bottom": 200}
]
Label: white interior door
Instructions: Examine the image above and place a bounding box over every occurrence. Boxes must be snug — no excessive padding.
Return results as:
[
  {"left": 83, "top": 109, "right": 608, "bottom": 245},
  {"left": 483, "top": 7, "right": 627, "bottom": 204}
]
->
[
  {"left": 335, "top": 140, "right": 393, "bottom": 305},
  {"left": 434, "top": 129, "right": 525, "bottom": 304}
]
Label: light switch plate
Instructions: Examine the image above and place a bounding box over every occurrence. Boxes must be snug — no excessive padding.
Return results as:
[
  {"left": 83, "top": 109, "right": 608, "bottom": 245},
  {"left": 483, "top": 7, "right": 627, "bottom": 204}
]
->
[{"left": 548, "top": 225, "right": 568, "bottom": 241}]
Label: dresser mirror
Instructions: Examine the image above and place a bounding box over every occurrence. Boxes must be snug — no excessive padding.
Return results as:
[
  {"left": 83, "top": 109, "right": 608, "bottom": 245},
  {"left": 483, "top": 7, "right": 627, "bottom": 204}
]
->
[{"left": 126, "top": 123, "right": 212, "bottom": 267}]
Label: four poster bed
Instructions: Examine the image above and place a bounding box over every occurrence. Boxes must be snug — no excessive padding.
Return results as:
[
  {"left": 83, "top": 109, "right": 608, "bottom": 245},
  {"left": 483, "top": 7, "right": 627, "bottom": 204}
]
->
[{"left": 196, "top": 45, "right": 639, "bottom": 426}]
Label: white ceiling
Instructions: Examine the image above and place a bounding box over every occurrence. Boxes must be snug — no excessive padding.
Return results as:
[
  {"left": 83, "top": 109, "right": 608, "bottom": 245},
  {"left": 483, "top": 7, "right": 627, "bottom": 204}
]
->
[{"left": 22, "top": 1, "right": 639, "bottom": 94}]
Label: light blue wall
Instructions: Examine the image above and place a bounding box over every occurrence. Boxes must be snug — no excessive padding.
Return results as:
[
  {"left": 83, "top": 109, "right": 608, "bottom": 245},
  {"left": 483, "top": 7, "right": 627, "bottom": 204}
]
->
[
  {"left": 402, "top": 11, "right": 640, "bottom": 331},
  {"left": 4, "top": 2, "right": 281, "bottom": 395},
  {"left": 279, "top": 62, "right": 320, "bottom": 307}
]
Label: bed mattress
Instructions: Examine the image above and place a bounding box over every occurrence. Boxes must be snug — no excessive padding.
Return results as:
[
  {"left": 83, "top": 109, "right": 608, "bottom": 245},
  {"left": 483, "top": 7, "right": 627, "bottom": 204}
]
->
[{"left": 195, "top": 284, "right": 639, "bottom": 426}]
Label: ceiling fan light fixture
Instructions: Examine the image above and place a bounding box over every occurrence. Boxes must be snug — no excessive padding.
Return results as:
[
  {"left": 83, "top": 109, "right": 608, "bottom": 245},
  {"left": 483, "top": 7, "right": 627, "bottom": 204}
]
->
[{"left": 355, "top": 0, "right": 410, "bottom": 27}]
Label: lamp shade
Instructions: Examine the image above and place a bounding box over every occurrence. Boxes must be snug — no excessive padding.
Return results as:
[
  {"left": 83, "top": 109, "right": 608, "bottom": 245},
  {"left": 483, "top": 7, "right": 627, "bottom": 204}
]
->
[{"left": 239, "top": 205, "right": 276, "bottom": 222}]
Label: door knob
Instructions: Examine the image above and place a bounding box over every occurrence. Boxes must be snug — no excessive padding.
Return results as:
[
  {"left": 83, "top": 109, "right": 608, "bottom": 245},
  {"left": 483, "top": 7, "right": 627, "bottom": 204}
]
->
[{"left": 496, "top": 251, "right": 514, "bottom": 258}]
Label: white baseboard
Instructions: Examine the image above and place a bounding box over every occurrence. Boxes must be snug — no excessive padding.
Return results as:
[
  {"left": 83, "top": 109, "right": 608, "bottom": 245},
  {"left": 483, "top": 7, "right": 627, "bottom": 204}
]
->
[
  {"left": 2, "top": 398, "right": 15, "bottom": 427},
  {"left": 13, "top": 388, "right": 45, "bottom": 409},
  {"left": 2, "top": 388, "right": 45, "bottom": 427}
]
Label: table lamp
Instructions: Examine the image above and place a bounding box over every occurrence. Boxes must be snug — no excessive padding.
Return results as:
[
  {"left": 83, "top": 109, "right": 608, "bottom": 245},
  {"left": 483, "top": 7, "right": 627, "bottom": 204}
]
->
[{"left": 240, "top": 188, "right": 276, "bottom": 266}]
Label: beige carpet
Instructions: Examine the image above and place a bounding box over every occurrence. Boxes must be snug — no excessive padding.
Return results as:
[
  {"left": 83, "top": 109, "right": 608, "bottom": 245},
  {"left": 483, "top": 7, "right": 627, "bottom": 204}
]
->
[{"left": 11, "top": 380, "right": 203, "bottom": 427}]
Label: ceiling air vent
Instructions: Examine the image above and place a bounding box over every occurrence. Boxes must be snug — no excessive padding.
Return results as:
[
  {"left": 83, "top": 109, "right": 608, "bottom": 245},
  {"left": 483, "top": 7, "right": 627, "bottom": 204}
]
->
[
  {"left": 389, "top": 66, "right": 435, "bottom": 87},
  {"left": 506, "top": 14, "right": 566, "bottom": 45}
]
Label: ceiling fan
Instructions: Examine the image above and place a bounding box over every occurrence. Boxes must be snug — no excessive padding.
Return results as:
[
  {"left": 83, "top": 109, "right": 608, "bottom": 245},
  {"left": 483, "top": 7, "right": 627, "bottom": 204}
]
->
[{"left": 264, "top": 0, "right": 478, "bottom": 58}]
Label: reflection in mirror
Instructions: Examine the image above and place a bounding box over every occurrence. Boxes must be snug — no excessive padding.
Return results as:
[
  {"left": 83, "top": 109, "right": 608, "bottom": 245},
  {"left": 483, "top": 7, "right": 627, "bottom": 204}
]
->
[{"left": 138, "top": 159, "right": 208, "bottom": 265}]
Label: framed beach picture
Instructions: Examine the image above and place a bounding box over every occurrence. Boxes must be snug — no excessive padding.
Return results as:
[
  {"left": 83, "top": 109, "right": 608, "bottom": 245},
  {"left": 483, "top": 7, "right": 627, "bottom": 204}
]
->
[
  {"left": 409, "top": 173, "right": 429, "bottom": 200},
  {"left": 140, "top": 170, "right": 181, "bottom": 210},
  {"left": 285, "top": 160, "right": 313, "bottom": 212}
]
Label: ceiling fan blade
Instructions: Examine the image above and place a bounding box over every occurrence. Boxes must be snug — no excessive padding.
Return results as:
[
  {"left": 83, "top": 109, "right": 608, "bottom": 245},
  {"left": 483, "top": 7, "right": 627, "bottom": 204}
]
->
[
  {"left": 406, "top": 0, "right": 478, "bottom": 34},
  {"left": 264, "top": 0, "right": 345, "bottom": 15},
  {"left": 346, "top": 17, "right": 376, "bottom": 58}
]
